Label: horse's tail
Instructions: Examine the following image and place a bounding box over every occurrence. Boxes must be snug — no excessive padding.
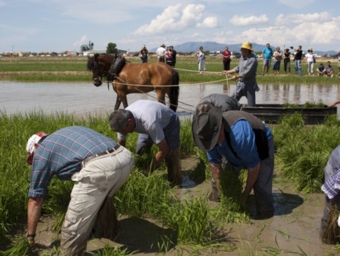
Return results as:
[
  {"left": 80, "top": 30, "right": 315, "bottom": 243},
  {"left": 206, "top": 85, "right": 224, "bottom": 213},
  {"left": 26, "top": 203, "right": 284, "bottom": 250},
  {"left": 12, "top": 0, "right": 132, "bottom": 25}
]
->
[{"left": 170, "top": 69, "right": 180, "bottom": 112}]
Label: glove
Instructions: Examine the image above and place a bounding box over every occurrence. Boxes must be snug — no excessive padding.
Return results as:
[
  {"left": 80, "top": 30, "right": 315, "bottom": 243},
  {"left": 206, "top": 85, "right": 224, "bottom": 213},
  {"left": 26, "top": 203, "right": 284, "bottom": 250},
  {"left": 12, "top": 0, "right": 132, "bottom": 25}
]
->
[{"left": 27, "top": 234, "right": 35, "bottom": 247}]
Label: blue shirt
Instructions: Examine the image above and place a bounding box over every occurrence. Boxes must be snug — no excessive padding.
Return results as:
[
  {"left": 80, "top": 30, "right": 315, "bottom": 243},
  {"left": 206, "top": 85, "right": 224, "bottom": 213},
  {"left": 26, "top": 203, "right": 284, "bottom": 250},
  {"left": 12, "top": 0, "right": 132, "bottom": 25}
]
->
[
  {"left": 321, "top": 169, "right": 340, "bottom": 200},
  {"left": 207, "top": 120, "right": 272, "bottom": 168},
  {"left": 263, "top": 47, "right": 273, "bottom": 59},
  {"left": 29, "top": 126, "right": 118, "bottom": 198}
]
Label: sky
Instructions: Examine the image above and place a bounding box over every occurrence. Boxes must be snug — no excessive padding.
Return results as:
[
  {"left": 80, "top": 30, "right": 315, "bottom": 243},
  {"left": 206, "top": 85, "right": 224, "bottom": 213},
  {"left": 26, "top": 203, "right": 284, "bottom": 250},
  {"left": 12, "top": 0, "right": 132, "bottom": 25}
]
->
[{"left": 1, "top": 0, "right": 340, "bottom": 53}]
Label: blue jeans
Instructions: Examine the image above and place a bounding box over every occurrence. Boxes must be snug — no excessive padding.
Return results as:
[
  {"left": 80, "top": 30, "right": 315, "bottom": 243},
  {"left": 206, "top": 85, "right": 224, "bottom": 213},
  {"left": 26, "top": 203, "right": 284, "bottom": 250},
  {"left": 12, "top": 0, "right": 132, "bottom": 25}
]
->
[{"left": 295, "top": 60, "right": 302, "bottom": 75}]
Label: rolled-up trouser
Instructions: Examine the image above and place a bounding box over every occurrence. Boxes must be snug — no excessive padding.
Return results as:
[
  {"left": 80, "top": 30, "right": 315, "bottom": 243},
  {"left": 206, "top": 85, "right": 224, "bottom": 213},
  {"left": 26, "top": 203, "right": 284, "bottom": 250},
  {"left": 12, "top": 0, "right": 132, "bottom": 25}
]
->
[
  {"left": 59, "top": 146, "right": 134, "bottom": 256},
  {"left": 233, "top": 81, "right": 259, "bottom": 107}
]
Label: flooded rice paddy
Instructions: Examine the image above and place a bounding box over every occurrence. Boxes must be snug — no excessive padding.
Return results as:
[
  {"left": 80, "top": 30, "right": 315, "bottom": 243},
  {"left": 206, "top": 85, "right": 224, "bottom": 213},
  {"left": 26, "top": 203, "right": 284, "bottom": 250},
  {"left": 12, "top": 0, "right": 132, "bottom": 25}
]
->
[{"left": 1, "top": 81, "right": 340, "bottom": 117}]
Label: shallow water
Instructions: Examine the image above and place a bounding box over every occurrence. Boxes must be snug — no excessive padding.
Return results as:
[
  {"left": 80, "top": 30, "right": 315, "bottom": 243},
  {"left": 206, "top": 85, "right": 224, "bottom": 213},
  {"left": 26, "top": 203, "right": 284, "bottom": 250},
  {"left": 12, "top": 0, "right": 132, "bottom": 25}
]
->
[{"left": 1, "top": 81, "right": 340, "bottom": 117}]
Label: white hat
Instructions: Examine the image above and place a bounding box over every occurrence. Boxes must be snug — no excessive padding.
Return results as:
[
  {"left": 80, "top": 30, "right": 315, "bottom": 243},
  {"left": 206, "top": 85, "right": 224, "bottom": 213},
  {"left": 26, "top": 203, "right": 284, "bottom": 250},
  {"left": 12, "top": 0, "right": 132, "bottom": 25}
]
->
[
  {"left": 26, "top": 132, "right": 47, "bottom": 164},
  {"left": 26, "top": 132, "right": 47, "bottom": 154}
]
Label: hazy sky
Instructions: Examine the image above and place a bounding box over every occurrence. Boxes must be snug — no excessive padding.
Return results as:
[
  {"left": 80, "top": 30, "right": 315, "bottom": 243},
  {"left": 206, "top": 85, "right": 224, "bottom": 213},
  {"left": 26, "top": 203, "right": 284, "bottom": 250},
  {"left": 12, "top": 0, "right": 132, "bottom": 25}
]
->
[{"left": 1, "top": 0, "right": 340, "bottom": 53}]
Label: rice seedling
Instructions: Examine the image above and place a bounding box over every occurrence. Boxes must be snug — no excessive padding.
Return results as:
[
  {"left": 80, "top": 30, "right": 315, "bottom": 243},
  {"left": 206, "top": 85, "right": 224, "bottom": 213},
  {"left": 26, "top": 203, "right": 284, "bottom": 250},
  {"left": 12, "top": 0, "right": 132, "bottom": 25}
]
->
[
  {"left": 1, "top": 109, "right": 339, "bottom": 254},
  {"left": 88, "top": 245, "right": 134, "bottom": 256}
]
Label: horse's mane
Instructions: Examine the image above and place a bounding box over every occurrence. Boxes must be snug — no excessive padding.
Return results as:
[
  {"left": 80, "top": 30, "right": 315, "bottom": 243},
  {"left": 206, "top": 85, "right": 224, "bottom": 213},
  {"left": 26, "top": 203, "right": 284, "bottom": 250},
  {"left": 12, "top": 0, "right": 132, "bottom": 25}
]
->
[{"left": 87, "top": 53, "right": 130, "bottom": 70}]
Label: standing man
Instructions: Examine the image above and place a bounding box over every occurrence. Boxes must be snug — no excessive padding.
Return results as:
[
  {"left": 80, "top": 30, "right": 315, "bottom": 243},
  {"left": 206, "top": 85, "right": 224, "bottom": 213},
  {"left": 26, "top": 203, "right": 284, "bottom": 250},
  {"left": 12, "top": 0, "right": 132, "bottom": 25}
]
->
[
  {"left": 191, "top": 105, "right": 275, "bottom": 219},
  {"left": 195, "top": 46, "right": 206, "bottom": 73},
  {"left": 262, "top": 43, "right": 273, "bottom": 75},
  {"left": 294, "top": 45, "right": 303, "bottom": 75},
  {"left": 222, "top": 46, "right": 231, "bottom": 71},
  {"left": 25, "top": 126, "right": 134, "bottom": 255},
  {"left": 140, "top": 45, "right": 149, "bottom": 63},
  {"left": 109, "top": 100, "right": 182, "bottom": 186},
  {"left": 224, "top": 42, "right": 259, "bottom": 107},
  {"left": 169, "top": 46, "right": 177, "bottom": 67},
  {"left": 156, "top": 44, "right": 166, "bottom": 62}
]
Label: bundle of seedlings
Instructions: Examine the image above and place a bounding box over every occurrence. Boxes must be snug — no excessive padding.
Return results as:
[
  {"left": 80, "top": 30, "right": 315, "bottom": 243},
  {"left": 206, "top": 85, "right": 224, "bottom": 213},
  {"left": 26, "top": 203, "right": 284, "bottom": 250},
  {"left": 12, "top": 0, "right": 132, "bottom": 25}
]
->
[{"left": 321, "top": 202, "right": 340, "bottom": 244}]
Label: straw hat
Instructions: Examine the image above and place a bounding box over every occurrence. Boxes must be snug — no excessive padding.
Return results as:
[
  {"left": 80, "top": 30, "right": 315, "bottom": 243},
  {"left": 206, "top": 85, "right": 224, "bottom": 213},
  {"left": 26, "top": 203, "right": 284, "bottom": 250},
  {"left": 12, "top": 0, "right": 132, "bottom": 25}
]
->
[{"left": 240, "top": 41, "right": 253, "bottom": 51}]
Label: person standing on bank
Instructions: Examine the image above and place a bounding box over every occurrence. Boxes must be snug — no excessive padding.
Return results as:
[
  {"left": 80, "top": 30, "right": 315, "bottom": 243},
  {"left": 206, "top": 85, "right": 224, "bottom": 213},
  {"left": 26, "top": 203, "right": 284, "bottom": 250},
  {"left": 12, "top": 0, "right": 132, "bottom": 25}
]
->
[
  {"left": 262, "top": 43, "right": 273, "bottom": 75},
  {"left": 140, "top": 45, "right": 149, "bottom": 63},
  {"left": 222, "top": 46, "right": 231, "bottom": 71},
  {"left": 25, "top": 126, "right": 134, "bottom": 255},
  {"left": 109, "top": 100, "right": 182, "bottom": 186},
  {"left": 283, "top": 48, "right": 291, "bottom": 74},
  {"left": 224, "top": 42, "right": 259, "bottom": 107},
  {"left": 156, "top": 44, "right": 166, "bottom": 62},
  {"left": 195, "top": 46, "right": 206, "bottom": 73},
  {"left": 192, "top": 106, "right": 275, "bottom": 219},
  {"left": 169, "top": 46, "right": 177, "bottom": 67},
  {"left": 294, "top": 45, "right": 303, "bottom": 75}
]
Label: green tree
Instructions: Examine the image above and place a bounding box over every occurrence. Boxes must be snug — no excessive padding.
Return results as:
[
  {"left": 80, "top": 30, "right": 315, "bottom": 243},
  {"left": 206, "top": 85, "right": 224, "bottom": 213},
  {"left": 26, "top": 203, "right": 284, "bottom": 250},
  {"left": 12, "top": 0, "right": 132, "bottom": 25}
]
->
[{"left": 106, "top": 42, "right": 117, "bottom": 54}]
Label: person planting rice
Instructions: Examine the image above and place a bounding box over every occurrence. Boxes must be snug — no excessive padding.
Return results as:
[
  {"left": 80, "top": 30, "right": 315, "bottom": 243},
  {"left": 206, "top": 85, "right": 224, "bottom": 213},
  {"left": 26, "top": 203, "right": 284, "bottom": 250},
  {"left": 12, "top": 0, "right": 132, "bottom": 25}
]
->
[
  {"left": 109, "top": 100, "right": 182, "bottom": 186},
  {"left": 191, "top": 104, "right": 274, "bottom": 219},
  {"left": 320, "top": 145, "right": 340, "bottom": 244},
  {"left": 25, "top": 126, "right": 134, "bottom": 255},
  {"left": 198, "top": 93, "right": 241, "bottom": 112}
]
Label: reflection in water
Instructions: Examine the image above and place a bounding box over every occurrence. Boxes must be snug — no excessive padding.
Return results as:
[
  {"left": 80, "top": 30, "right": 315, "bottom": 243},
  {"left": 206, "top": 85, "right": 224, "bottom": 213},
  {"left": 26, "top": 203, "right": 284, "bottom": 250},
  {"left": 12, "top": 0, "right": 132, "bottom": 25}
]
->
[{"left": 1, "top": 81, "right": 340, "bottom": 117}]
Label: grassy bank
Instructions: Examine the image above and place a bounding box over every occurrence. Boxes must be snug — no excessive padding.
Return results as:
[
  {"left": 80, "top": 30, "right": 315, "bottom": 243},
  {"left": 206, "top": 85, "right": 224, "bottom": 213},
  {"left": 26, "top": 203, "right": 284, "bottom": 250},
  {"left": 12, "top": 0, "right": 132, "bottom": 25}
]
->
[
  {"left": 0, "top": 56, "right": 338, "bottom": 84},
  {"left": 1, "top": 112, "right": 340, "bottom": 255}
]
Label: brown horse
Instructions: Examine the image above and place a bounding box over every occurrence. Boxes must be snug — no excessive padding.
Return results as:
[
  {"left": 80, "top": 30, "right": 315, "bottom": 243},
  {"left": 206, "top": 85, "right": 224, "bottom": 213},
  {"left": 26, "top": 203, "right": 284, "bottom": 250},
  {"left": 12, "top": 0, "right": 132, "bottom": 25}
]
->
[{"left": 87, "top": 53, "right": 179, "bottom": 111}]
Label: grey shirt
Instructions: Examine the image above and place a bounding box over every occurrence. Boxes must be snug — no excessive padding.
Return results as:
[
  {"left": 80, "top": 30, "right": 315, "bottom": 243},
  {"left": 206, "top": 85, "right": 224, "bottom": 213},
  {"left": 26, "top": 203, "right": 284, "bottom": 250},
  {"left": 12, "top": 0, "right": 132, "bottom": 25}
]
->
[
  {"left": 234, "top": 53, "right": 258, "bottom": 85},
  {"left": 199, "top": 93, "right": 241, "bottom": 112}
]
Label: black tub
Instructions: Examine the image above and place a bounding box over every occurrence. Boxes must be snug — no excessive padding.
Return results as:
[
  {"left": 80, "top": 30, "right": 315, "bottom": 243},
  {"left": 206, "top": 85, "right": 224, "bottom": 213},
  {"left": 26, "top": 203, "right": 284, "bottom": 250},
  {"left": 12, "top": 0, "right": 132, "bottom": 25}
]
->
[{"left": 242, "top": 104, "right": 337, "bottom": 124}]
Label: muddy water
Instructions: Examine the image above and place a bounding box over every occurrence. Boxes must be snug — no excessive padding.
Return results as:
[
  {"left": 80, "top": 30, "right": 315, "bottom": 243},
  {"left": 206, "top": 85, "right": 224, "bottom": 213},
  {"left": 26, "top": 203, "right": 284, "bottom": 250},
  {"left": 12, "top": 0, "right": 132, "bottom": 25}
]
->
[{"left": 1, "top": 81, "right": 340, "bottom": 117}]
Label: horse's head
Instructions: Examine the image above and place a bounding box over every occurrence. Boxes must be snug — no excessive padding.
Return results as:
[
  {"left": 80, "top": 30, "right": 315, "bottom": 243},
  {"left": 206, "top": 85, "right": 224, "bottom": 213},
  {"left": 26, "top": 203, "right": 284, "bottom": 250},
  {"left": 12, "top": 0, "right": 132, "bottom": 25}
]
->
[{"left": 87, "top": 53, "right": 115, "bottom": 87}]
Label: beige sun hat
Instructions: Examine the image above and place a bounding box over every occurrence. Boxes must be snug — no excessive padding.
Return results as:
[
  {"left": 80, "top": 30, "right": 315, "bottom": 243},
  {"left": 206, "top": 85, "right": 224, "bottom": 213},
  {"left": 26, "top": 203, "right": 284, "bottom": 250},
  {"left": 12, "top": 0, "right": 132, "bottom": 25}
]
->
[{"left": 240, "top": 41, "right": 253, "bottom": 51}]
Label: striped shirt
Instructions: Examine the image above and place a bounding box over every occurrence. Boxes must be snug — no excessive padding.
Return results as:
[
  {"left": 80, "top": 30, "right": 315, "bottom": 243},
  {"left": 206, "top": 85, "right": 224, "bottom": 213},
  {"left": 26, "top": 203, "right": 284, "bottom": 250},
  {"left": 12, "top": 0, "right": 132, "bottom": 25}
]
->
[
  {"left": 321, "top": 169, "right": 340, "bottom": 200},
  {"left": 29, "top": 126, "right": 118, "bottom": 198}
]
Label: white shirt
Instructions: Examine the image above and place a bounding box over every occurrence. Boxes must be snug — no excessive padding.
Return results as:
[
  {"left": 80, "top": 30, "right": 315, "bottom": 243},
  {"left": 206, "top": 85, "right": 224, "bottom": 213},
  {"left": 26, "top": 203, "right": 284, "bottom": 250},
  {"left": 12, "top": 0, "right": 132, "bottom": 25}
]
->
[
  {"left": 118, "top": 100, "right": 175, "bottom": 144},
  {"left": 156, "top": 47, "right": 166, "bottom": 58},
  {"left": 305, "top": 52, "right": 315, "bottom": 63}
]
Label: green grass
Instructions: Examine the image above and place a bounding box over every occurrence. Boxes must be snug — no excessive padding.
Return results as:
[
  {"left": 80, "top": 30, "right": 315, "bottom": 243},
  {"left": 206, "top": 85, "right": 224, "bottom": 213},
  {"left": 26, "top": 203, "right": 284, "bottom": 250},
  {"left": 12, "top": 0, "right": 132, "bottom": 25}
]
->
[{"left": 0, "top": 56, "right": 338, "bottom": 84}]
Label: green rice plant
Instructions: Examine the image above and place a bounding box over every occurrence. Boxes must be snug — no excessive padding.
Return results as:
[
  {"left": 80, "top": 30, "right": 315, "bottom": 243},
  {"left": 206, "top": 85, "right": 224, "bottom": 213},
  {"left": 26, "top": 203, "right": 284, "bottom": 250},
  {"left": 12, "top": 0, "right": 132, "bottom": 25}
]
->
[
  {"left": 114, "top": 170, "right": 172, "bottom": 218},
  {"left": 0, "top": 236, "right": 34, "bottom": 256},
  {"left": 89, "top": 245, "right": 134, "bottom": 256},
  {"left": 179, "top": 119, "right": 196, "bottom": 156},
  {"left": 213, "top": 168, "right": 249, "bottom": 224},
  {"left": 161, "top": 197, "right": 217, "bottom": 245}
]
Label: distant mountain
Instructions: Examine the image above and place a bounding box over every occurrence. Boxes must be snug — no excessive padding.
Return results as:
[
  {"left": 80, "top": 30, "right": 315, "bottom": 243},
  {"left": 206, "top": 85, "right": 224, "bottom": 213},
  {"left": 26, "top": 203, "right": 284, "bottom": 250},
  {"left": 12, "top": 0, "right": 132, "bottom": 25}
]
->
[{"left": 150, "top": 41, "right": 337, "bottom": 56}]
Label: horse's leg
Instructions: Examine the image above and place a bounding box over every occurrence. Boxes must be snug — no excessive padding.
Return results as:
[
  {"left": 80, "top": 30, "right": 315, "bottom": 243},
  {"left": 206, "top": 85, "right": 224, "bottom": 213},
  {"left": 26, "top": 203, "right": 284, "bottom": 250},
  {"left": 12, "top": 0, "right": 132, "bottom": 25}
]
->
[
  {"left": 119, "top": 94, "right": 128, "bottom": 109},
  {"left": 114, "top": 95, "right": 121, "bottom": 110},
  {"left": 156, "top": 90, "right": 166, "bottom": 106}
]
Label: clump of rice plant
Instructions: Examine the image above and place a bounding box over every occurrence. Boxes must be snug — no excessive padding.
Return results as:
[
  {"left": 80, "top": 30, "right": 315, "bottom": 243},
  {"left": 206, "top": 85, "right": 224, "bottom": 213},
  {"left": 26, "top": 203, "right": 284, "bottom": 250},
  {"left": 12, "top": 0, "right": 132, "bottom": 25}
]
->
[
  {"left": 0, "top": 236, "right": 34, "bottom": 256},
  {"left": 89, "top": 245, "right": 134, "bottom": 256}
]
